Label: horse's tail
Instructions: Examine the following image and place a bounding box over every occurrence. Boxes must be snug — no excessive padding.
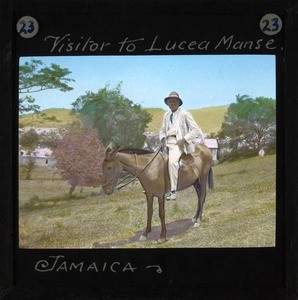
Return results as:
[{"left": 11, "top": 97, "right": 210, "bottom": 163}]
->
[{"left": 208, "top": 167, "right": 214, "bottom": 190}]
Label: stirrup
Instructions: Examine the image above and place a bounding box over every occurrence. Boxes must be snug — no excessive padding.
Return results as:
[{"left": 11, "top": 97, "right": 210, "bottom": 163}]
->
[{"left": 166, "top": 192, "right": 177, "bottom": 201}]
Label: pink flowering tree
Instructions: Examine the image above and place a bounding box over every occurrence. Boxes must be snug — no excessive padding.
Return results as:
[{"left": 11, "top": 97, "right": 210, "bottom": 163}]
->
[{"left": 52, "top": 124, "right": 105, "bottom": 196}]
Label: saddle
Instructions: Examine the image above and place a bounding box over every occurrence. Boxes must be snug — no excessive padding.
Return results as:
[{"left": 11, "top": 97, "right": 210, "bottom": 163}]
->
[
  {"left": 179, "top": 143, "right": 203, "bottom": 165},
  {"left": 179, "top": 145, "right": 204, "bottom": 178},
  {"left": 161, "top": 151, "right": 197, "bottom": 165},
  {"left": 162, "top": 144, "right": 205, "bottom": 187},
  {"left": 179, "top": 153, "right": 195, "bottom": 164}
]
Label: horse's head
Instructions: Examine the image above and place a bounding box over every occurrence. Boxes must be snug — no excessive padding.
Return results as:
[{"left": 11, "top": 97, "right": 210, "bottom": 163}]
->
[{"left": 102, "top": 146, "right": 122, "bottom": 195}]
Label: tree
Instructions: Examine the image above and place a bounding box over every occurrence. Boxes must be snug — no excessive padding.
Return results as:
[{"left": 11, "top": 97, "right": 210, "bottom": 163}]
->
[
  {"left": 38, "top": 128, "right": 62, "bottom": 149},
  {"left": 19, "top": 59, "right": 74, "bottom": 114},
  {"left": 19, "top": 128, "right": 40, "bottom": 151},
  {"left": 71, "top": 83, "right": 152, "bottom": 148},
  {"left": 52, "top": 123, "right": 105, "bottom": 196},
  {"left": 143, "top": 132, "right": 160, "bottom": 151},
  {"left": 19, "top": 129, "right": 40, "bottom": 179},
  {"left": 218, "top": 94, "right": 276, "bottom": 151}
]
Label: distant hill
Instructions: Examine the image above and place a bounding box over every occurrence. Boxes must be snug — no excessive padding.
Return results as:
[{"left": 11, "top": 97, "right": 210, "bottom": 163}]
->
[
  {"left": 145, "top": 105, "right": 228, "bottom": 134},
  {"left": 19, "top": 105, "right": 228, "bottom": 135},
  {"left": 19, "top": 108, "right": 80, "bottom": 128},
  {"left": 144, "top": 108, "right": 166, "bottom": 133},
  {"left": 189, "top": 105, "right": 228, "bottom": 134}
]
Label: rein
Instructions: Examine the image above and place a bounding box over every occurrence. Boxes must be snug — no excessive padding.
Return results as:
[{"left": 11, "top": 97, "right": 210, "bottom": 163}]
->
[{"left": 115, "top": 147, "right": 162, "bottom": 190}]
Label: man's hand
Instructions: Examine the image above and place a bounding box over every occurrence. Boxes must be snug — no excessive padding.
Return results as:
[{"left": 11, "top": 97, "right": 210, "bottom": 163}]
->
[
  {"left": 160, "top": 137, "right": 166, "bottom": 150},
  {"left": 176, "top": 138, "right": 186, "bottom": 148}
]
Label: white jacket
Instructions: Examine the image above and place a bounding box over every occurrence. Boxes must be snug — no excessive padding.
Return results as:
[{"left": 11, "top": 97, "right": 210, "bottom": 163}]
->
[{"left": 159, "top": 108, "right": 204, "bottom": 154}]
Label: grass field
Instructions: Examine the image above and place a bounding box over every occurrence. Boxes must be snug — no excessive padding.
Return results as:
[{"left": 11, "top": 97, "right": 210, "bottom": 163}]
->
[
  {"left": 19, "top": 106, "right": 228, "bottom": 134},
  {"left": 19, "top": 154, "right": 276, "bottom": 249}
]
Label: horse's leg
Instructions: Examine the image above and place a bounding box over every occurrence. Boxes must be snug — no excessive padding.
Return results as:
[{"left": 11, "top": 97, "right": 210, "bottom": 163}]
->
[
  {"left": 198, "top": 179, "right": 207, "bottom": 224},
  {"left": 139, "top": 194, "right": 154, "bottom": 241},
  {"left": 157, "top": 195, "right": 167, "bottom": 243},
  {"left": 193, "top": 177, "right": 207, "bottom": 226},
  {"left": 192, "top": 179, "right": 201, "bottom": 223}
]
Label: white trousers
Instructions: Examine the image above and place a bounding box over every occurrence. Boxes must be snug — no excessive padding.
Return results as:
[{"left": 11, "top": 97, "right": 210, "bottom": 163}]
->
[{"left": 166, "top": 137, "right": 183, "bottom": 192}]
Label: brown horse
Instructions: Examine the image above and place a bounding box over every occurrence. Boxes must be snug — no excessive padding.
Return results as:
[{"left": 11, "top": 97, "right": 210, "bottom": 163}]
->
[{"left": 102, "top": 143, "right": 214, "bottom": 243}]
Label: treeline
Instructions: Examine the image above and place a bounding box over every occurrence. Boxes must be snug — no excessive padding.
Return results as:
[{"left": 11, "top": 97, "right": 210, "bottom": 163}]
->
[{"left": 217, "top": 94, "right": 276, "bottom": 161}]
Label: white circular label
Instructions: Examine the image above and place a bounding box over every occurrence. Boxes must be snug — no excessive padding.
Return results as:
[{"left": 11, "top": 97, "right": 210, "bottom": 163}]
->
[
  {"left": 260, "top": 14, "right": 282, "bottom": 35},
  {"left": 16, "top": 16, "right": 39, "bottom": 38}
]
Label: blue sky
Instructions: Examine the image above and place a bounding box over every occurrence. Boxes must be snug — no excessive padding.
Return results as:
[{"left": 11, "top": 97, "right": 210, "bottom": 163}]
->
[{"left": 19, "top": 55, "right": 276, "bottom": 111}]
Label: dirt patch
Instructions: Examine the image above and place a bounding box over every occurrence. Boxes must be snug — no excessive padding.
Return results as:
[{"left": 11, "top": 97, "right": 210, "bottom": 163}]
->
[{"left": 92, "top": 218, "right": 194, "bottom": 248}]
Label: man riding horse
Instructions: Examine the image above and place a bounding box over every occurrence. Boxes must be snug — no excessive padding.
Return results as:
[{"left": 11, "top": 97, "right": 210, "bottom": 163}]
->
[
  {"left": 102, "top": 91, "right": 213, "bottom": 242},
  {"left": 159, "top": 91, "right": 205, "bottom": 200}
]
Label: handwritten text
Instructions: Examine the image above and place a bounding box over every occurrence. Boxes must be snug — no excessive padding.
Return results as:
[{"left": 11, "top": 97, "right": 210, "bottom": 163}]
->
[
  {"left": 43, "top": 34, "right": 277, "bottom": 54},
  {"left": 34, "top": 255, "right": 162, "bottom": 274}
]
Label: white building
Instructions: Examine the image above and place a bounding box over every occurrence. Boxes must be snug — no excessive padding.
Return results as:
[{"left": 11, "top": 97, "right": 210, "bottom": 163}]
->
[
  {"left": 204, "top": 138, "right": 219, "bottom": 164},
  {"left": 19, "top": 127, "right": 58, "bottom": 167}
]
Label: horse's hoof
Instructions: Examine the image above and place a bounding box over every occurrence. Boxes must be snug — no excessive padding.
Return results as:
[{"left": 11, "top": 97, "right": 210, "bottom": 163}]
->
[
  {"left": 191, "top": 217, "right": 197, "bottom": 223},
  {"left": 158, "top": 238, "right": 167, "bottom": 243},
  {"left": 139, "top": 235, "right": 147, "bottom": 241},
  {"left": 193, "top": 222, "right": 201, "bottom": 228}
]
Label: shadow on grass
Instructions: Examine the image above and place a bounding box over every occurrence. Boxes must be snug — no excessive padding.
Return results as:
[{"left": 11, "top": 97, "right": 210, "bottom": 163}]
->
[
  {"left": 20, "top": 194, "right": 90, "bottom": 211},
  {"left": 92, "top": 218, "right": 194, "bottom": 248}
]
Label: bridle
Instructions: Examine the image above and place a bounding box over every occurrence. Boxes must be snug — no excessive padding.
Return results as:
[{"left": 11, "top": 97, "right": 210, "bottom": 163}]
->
[
  {"left": 116, "top": 147, "right": 162, "bottom": 190},
  {"left": 103, "top": 147, "right": 162, "bottom": 191}
]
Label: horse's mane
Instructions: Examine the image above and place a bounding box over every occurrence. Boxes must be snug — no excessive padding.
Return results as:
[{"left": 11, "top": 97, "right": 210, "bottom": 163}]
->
[{"left": 119, "top": 148, "right": 155, "bottom": 155}]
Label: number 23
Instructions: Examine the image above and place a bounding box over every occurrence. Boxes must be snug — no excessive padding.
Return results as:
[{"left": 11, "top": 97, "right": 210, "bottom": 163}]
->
[
  {"left": 262, "top": 17, "right": 280, "bottom": 32},
  {"left": 18, "top": 20, "right": 35, "bottom": 35}
]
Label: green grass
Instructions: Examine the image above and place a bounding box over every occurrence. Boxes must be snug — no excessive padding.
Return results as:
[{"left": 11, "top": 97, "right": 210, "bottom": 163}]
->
[{"left": 19, "top": 154, "right": 276, "bottom": 249}]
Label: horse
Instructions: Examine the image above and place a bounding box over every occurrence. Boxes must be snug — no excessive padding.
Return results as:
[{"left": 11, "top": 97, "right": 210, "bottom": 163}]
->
[{"left": 102, "top": 143, "right": 214, "bottom": 243}]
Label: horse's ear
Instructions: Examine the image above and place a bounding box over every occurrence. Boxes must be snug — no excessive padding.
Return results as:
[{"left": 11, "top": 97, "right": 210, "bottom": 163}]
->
[
  {"left": 110, "top": 145, "right": 121, "bottom": 159},
  {"left": 105, "top": 147, "right": 112, "bottom": 158}
]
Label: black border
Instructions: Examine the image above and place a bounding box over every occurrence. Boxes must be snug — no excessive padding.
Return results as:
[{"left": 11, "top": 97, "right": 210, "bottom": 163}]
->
[{"left": 1, "top": 0, "right": 298, "bottom": 299}]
